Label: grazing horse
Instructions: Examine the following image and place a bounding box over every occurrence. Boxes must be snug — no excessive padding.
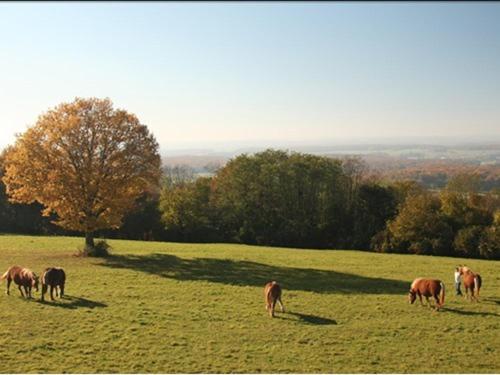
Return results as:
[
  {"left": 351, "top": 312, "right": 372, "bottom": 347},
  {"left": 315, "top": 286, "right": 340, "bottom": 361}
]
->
[
  {"left": 459, "top": 267, "right": 481, "bottom": 302},
  {"left": 408, "top": 278, "right": 445, "bottom": 310},
  {"left": 0, "top": 266, "right": 39, "bottom": 298},
  {"left": 41, "top": 267, "right": 66, "bottom": 302},
  {"left": 264, "top": 281, "right": 284, "bottom": 318}
]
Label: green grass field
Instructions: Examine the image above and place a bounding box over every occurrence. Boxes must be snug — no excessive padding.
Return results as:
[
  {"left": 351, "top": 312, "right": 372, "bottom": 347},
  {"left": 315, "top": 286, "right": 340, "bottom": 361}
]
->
[{"left": 0, "top": 234, "right": 498, "bottom": 373}]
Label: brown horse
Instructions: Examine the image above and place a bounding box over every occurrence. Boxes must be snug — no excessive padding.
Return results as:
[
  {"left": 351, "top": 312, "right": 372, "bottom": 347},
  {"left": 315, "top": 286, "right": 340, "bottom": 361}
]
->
[
  {"left": 408, "top": 278, "right": 445, "bottom": 310},
  {"left": 264, "top": 281, "right": 284, "bottom": 318},
  {"left": 459, "top": 267, "right": 481, "bottom": 302},
  {"left": 0, "top": 266, "right": 39, "bottom": 298},
  {"left": 41, "top": 267, "right": 66, "bottom": 302}
]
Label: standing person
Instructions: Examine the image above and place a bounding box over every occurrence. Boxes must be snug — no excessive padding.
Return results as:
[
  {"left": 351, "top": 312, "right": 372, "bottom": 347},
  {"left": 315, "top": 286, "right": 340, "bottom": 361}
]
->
[{"left": 454, "top": 267, "right": 463, "bottom": 296}]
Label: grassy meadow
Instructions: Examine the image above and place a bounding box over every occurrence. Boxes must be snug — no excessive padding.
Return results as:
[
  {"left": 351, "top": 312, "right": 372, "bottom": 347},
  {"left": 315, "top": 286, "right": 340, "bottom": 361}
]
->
[{"left": 0, "top": 234, "right": 498, "bottom": 373}]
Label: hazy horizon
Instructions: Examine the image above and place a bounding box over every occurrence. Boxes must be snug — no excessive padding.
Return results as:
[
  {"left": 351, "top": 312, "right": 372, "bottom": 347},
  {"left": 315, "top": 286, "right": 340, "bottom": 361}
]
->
[
  {"left": 155, "top": 136, "right": 499, "bottom": 156},
  {"left": 1, "top": 3, "right": 499, "bottom": 151}
]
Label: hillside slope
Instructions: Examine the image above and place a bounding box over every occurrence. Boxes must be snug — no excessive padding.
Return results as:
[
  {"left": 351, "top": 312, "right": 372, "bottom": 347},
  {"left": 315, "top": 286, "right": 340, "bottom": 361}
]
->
[{"left": 0, "top": 235, "right": 498, "bottom": 373}]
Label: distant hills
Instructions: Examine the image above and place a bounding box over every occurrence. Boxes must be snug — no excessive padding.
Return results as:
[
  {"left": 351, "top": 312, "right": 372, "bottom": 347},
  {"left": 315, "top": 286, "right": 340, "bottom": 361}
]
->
[{"left": 162, "top": 142, "right": 500, "bottom": 191}]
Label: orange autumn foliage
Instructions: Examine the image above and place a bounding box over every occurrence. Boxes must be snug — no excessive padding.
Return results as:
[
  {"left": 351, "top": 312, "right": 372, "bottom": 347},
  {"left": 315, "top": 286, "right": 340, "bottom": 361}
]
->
[{"left": 2, "top": 98, "right": 161, "bottom": 236}]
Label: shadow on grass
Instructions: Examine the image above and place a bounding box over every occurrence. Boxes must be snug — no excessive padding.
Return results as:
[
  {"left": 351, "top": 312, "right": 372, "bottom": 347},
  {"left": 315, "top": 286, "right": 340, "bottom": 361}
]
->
[
  {"left": 442, "top": 307, "right": 500, "bottom": 317},
  {"left": 483, "top": 297, "right": 500, "bottom": 305},
  {"left": 36, "top": 294, "right": 107, "bottom": 310},
  {"left": 285, "top": 311, "right": 337, "bottom": 325},
  {"left": 100, "top": 253, "right": 408, "bottom": 295}
]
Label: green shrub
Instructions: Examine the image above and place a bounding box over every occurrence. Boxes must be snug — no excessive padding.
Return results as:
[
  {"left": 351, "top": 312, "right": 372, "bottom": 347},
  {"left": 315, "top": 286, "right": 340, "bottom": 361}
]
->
[{"left": 76, "top": 240, "right": 112, "bottom": 257}]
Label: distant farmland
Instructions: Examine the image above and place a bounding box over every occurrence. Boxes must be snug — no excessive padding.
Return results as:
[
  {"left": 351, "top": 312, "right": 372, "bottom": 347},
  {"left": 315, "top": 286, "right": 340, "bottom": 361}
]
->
[{"left": 162, "top": 143, "right": 500, "bottom": 190}]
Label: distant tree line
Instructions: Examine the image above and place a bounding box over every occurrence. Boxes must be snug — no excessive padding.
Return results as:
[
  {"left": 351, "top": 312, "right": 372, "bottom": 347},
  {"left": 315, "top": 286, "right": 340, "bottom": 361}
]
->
[{"left": 1, "top": 149, "right": 498, "bottom": 259}]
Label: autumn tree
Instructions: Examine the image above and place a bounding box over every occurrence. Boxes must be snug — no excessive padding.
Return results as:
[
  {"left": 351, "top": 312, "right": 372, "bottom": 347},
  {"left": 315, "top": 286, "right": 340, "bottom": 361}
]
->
[
  {"left": 1, "top": 148, "right": 58, "bottom": 235},
  {"left": 389, "top": 180, "right": 425, "bottom": 207},
  {"left": 2, "top": 98, "right": 161, "bottom": 253},
  {"left": 446, "top": 173, "right": 481, "bottom": 193},
  {"left": 383, "top": 193, "right": 454, "bottom": 255}
]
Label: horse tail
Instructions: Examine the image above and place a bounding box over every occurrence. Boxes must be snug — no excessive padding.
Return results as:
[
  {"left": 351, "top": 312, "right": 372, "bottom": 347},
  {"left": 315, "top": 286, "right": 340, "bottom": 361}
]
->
[
  {"left": 474, "top": 276, "right": 480, "bottom": 296},
  {"left": 439, "top": 281, "right": 445, "bottom": 307},
  {"left": 0, "top": 270, "right": 8, "bottom": 281}
]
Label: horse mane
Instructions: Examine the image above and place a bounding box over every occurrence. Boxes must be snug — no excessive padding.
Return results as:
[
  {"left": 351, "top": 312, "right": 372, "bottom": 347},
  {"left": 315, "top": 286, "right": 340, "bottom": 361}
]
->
[
  {"left": 20, "top": 268, "right": 37, "bottom": 284},
  {"left": 410, "top": 278, "right": 423, "bottom": 291},
  {"left": 21, "top": 268, "right": 33, "bottom": 278},
  {"left": 460, "top": 266, "right": 473, "bottom": 276}
]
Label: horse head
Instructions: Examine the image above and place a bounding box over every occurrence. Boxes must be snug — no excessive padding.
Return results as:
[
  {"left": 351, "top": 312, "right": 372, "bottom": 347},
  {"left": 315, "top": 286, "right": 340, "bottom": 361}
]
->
[
  {"left": 408, "top": 289, "right": 416, "bottom": 304},
  {"left": 32, "top": 274, "right": 39, "bottom": 292},
  {"left": 459, "top": 265, "right": 471, "bottom": 276}
]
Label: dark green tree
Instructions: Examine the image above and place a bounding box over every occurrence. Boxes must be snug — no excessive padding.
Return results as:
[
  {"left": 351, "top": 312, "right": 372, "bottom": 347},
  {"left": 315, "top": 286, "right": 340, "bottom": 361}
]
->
[
  {"left": 351, "top": 183, "right": 397, "bottom": 250},
  {"left": 159, "top": 177, "right": 216, "bottom": 242},
  {"left": 211, "top": 150, "right": 349, "bottom": 247}
]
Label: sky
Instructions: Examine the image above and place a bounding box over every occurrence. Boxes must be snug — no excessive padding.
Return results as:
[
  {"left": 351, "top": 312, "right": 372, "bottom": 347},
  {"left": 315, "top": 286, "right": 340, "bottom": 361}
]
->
[{"left": 0, "top": 2, "right": 499, "bottom": 152}]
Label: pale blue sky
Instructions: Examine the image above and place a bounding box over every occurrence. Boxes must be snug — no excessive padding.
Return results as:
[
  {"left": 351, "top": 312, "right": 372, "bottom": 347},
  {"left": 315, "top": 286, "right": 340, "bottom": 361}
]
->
[{"left": 1, "top": 2, "right": 499, "bottom": 151}]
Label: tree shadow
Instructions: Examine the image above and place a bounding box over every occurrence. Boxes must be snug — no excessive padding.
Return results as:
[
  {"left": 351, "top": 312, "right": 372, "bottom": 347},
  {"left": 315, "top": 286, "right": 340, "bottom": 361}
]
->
[
  {"left": 36, "top": 295, "right": 107, "bottom": 310},
  {"left": 100, "top": 253, "right": 408, "bottom": 295},
  {"left": 442, "top": 307, "right": 500, "bottom": 317}
]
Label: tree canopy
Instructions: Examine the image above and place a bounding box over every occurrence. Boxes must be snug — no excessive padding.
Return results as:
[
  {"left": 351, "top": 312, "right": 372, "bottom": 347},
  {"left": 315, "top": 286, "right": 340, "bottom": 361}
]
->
[{"left": 2, "top": 97, "right": 161, "bottom": 249}]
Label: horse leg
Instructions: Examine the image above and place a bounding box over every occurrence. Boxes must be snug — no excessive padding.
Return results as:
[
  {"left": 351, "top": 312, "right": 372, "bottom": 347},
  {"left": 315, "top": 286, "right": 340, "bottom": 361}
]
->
[
  {"left": 50, "top": 285, "right": 55, "bottom": 301},
  {"left": 270, "top": 300, "right": 276, "bottom": 318},
  {"left": 60, "top": 284, "right": 64, "bottom": 298},
  {"left": 425, "top": 296, "right": 432, "bottom": 308},
  {"left": 55, "top": 286, "right": 59, "bottom": 298},
  {"left": 19, "top": 285, "right": 24, "bottom": 298},
  {"left": 278, "top": 297, "right": 285, "bottom": 313},
  {"left": 434, "top": 295, "right": 441, "bottom": 310},
  {"left": 41, "top": 284, "right": 47, "bottom": 301},
  {"left": 418, "top": 294, "right": 423, "bottom": 306},
  {"left": 6, "top": 278, "right": 11, "bottom": 295}
]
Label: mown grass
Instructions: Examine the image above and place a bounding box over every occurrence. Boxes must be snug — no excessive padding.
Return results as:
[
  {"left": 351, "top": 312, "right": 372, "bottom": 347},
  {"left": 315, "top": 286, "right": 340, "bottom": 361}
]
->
[{"left": 0, "top": 234, "right": 498, "bottom": 373}]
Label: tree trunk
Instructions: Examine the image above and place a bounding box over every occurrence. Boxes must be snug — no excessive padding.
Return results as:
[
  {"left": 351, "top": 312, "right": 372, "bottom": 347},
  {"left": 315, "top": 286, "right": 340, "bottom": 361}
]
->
[{"left": 85, "top": 232, "right": 95, "bottom": 249}]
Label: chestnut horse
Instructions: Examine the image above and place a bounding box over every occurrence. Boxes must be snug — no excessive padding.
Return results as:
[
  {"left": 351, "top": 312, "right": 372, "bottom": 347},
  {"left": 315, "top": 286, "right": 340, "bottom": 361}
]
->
[
  {"left": 459, "top": 267, "right": 482, "bottom": 302},
  {"left": 1, "top": 266, "right": 39, "bottom": 298},
  {"left": 408, "top": 278, "right": 445, "bottom": 310},
  {"left": 264, "top": 281, "right": 284, "bottom": 318},
  {"left": 41, "top": 267, "right": 66, "bottom": 302}
]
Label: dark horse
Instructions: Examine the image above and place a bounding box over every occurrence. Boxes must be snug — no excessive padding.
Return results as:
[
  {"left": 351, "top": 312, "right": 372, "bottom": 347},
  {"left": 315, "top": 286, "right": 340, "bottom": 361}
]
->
[
  {"left": 408, "top": 278, "right": 445, "bottom": 310},
  {"left": 1, "top": 266, "right": 39, "bottom": 298},
  {"left": 41, "top": 267, "right": 66, "bottom": 301},
  {"left": 264, "top": 281, "right": 284, "bottom": 318},
  {"left": 459, "top": 266, "right": 482, "bottom": 302}
]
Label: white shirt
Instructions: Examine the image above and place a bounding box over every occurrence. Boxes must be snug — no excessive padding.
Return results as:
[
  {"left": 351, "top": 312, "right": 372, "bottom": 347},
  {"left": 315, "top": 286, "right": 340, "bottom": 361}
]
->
[{"left": 454, "top": 271, "right": 461, "bottom": 283}]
